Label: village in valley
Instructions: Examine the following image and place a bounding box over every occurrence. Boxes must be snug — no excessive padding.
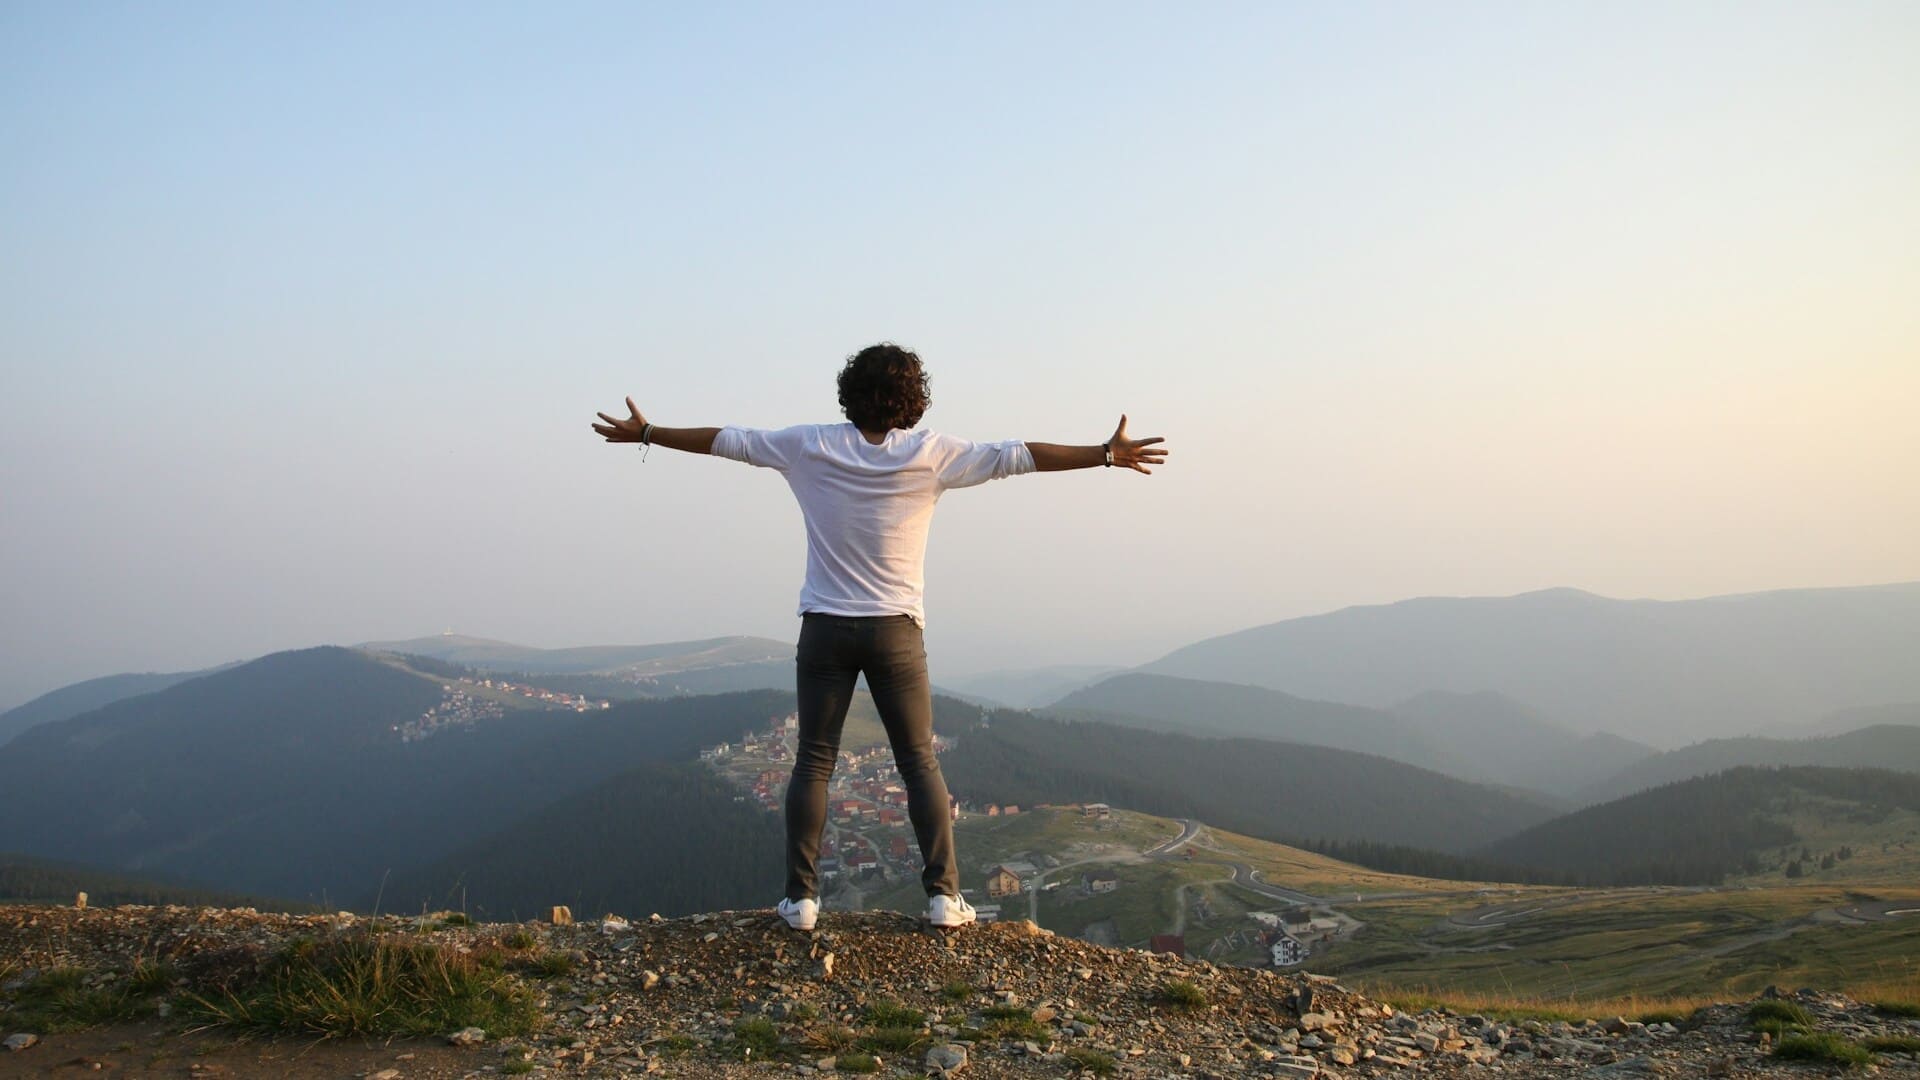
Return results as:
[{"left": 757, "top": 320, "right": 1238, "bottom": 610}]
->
[
  {"left": 697, "top": 708, "right": 1353, "bottom": 974},
  {"left": 394, "top": 676, "right": 610, "bottom": 743}
]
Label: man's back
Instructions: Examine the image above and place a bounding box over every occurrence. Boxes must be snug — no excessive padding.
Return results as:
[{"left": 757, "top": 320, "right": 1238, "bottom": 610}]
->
[{"left": 711, "top": 422, "right": 1034, "bottom": 623}]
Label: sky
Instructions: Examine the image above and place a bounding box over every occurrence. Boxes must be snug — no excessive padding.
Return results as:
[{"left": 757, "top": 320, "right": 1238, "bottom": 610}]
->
[{"left": 2, "top": 2, "right": 1917, "bottom": 710}]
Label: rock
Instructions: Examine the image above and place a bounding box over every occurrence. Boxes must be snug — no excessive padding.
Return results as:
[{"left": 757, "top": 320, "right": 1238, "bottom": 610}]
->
[
  {"left": 446, "top": 1026, "right": 487, "bottom": 1046},
  {"left": 638, "top": 969, "right": 660, "bottom": 990},
  {"left": 1031, "top": 1005, "right": 1057, "bottom": 1024},
  {"left": 1299, "top": 1012, "right": 1336, "bottom": 1032},
  {"left": 1271, "top": 1055, "right": 1319, "bottom": 1077},
  {"left": 1604, "top": 1015, "right": 1632, "bottom": 1035},
  {"left": 601, "top": 916, "right": 631, "bottom": 934},
  {"left": 816, "top": 951, "right": 835, "bottom": 979},
  {"left": 4, "top": 1034, "right": 38, "bottom": 1052},
  {"left": 74, "top": 891, "right": 87, "bottom": 910},
  {"left": 369, "top": 1071, "right": 401, "bottom": 1080},
  {"left": 925, "top": 1043, "right": 968, "bottom": 1073},
  {"left": 816, "top": 1057, "right": 837, "bottom": 1070},
  {"left": 550, "top": 905, "right": 573, "bottom": 926}
]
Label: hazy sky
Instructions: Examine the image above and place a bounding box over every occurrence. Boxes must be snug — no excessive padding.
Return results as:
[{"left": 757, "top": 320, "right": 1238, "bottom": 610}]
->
[{"left": 3, "top": 2, "right": 1917, "bottom": 710}]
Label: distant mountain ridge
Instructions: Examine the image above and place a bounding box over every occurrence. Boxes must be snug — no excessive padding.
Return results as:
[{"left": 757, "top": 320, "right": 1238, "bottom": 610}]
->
[
  {"left": 0, "top": 667, "right": 226, "bottom": 748},
  {"left": 1048, "top": 674, "right": 1649, "bottom": 798},
  {"left": 1387, "top": 690, "right": 1655, "bottom": 797},
  {"left": 944, "top": 664, "right": 1123, "bottom": 708},
  {"left": 358, "top": 633, "right": 791, "bottom": 676},
  {"left": 1577, "top": 725, "right": 1920, "bottom": 805},
  {"left": 1140, "top": 582, "right": 1920, "bottom": 746}
]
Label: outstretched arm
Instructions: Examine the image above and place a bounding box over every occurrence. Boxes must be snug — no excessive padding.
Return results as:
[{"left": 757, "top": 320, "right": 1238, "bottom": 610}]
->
[
  {"left": 1028, "top": 415, "right": 1168, "bottom": 474},
  {"left": 591, "top": 397, "right": 719, "bottom": 455}
]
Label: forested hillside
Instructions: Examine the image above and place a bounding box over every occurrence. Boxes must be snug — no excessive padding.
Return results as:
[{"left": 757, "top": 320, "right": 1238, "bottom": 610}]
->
[
  {"left": 0, "top": 668, "right": 217, "bottom": 747},
  {"left": 1483, "top": 766, "right": 1920, "bottom": 885},
  {"left": 375, "top": 764, "right": 784, "bottom": 919},
  {"left": 0, "top": 853, "right": 306, "bottom": 910},
  {"left": 936, "top": 709, "right": 1557, "bottom": 853},
  {"left": 0, "top": 647, "right": 793, "bottom": 902}
]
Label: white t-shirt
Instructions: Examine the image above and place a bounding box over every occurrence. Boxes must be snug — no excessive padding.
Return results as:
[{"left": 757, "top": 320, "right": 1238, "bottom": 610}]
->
[{"left": 712, "top": 422, "right": 1036, "bottom": 625}]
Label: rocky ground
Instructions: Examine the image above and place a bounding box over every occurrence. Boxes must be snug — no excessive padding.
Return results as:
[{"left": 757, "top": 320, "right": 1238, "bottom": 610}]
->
[{"left": 3, "top": 904, "right": 1917, "bottom": 1078}]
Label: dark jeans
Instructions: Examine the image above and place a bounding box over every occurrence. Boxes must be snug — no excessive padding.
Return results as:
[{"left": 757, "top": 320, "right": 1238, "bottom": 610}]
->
[{"left": 786, "top": 612, "right": 959, "bottom": 901}]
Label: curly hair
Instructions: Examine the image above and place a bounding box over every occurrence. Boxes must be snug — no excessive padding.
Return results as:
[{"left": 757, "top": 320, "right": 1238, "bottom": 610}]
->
[{"left": 837, "top": 342, "right": 931, "bottom": 432}]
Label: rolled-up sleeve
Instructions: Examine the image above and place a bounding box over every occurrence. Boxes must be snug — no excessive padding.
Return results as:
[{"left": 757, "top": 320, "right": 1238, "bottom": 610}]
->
[
  {"left": 935, "top": 436, "right": 1036, "bottom": 490},
  {"left": 712, "top": 425, "right": 807, "bottom": 471}
]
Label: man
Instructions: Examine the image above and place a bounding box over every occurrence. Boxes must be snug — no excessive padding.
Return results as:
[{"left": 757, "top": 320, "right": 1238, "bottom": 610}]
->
[{"left": 592, "top": 343, "right": 1167, "bottom": 930}]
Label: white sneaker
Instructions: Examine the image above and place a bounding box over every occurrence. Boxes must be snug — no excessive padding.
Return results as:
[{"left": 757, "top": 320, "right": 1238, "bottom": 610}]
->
[
  {"left": 776, "top": 897, "right": 818, "bottom": 931},
  {"left": 927, "top": 894, "right": 976, "bottom": 928}
]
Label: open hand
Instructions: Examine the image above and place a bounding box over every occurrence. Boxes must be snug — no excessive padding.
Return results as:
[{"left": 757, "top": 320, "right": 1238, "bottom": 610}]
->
[
  {"left": 591, "top": 397, "right": 648, "bottom": 443},
  {"left": 1108, "top": 415, "right": 1168, "bottom": 474}
]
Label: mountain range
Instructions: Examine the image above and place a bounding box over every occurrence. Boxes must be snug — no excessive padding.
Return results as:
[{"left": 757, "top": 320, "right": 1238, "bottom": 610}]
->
[
  {"left": 1049, "top": 674, "right": 1653, "bottom": 798},
  {"left": 1138, "top": 581, "right": 1920, "bottom": 746},
  {"left": 0, "top": 647, "right": 791, "bottom": 903},
  {"left": 6, "top": 580, "right": 1919, "bottom": 914}
]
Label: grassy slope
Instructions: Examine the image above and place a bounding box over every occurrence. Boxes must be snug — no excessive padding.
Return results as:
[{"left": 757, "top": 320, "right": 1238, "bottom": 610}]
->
[
  {"left": 848, "top": 805, "right": 1920, "bottom": 1009},
  {"left": 1738, "top": 794, "right": 1920, "bottom": 888},
  {"left": 1312, "top": 789, "right": 1920, "bottom": 1003}
]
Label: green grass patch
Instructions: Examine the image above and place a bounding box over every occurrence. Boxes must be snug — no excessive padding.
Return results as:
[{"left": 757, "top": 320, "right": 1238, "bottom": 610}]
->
[
  {"left": 729, "top": 1016, "right": 781, "bottom": 1060},
  {"left": 1773, "top": 1032, "right": 1876, "bottom": 1067},
  {"left": 1065, "top": 1046, "right": 1117, "bottom": 1075},
  {"left": 837, "top": 1051, "right": 880, "bottom": 1072},
  {"left": 185, "top": 935, "right": 539, "bottom": 1039},
  {"left": 864, "top": 999, "right": 925, "bottom": 1027},
  {"left": 127, "top": 960, "right": 176, "bottom": 996},
  {"left": 1747, "top": 999, "right": 1813, "bottom": 1026},
  {"left": 1865, "top": 1035, "right": 1920, "bottom": 1053},
  {"left": 1633, "top": 1008, "right": 1685, "bottom": 1025},
  {"left": 802, "top": 1024, "right": 857, "bottom": 1053},
  {"left": 940, "top": 980, "right": 973, "bottom": 1002},
  {"left": 502, "top": 1058, "right": 535, "bottom": 1075},
  {"left": 500, "top": 928, "right": 537, "bottom": 950},
  {"left": 858, "top": 1025, "right": 924, "bottom": 1052},
  {"left": 789, "top": 1001, "right": 819, "bottom": 1022},
  {"left": 1873, "top": 1000, "right": 1920, "bottom": 1019},
  {"left": 978, "top": 1003, "right": 1045, "bottom": 1041},
  {"left": 652, "top": 1033, "right": 701, "bottom": 1058},
  {"left": 440, "top": 912, "right": 472, "bottom": 927},
  {"left": 1153, "top": 979, "right": 1207, "bottom": 1013},
  {"left": 1747, "top": 999, "right": 1813, "bottom": 1038},
  {"left": 1, "top": 965, "right": 166, "bottom": 1033},
  {"left": 528, "top": 951, "right": 575, "bottom": 977}
]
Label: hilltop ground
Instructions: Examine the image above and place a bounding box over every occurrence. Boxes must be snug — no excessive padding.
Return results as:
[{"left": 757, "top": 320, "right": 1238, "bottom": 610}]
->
[{"left": 5, "top": 903, "right": 1920, "bottom": 1078}]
